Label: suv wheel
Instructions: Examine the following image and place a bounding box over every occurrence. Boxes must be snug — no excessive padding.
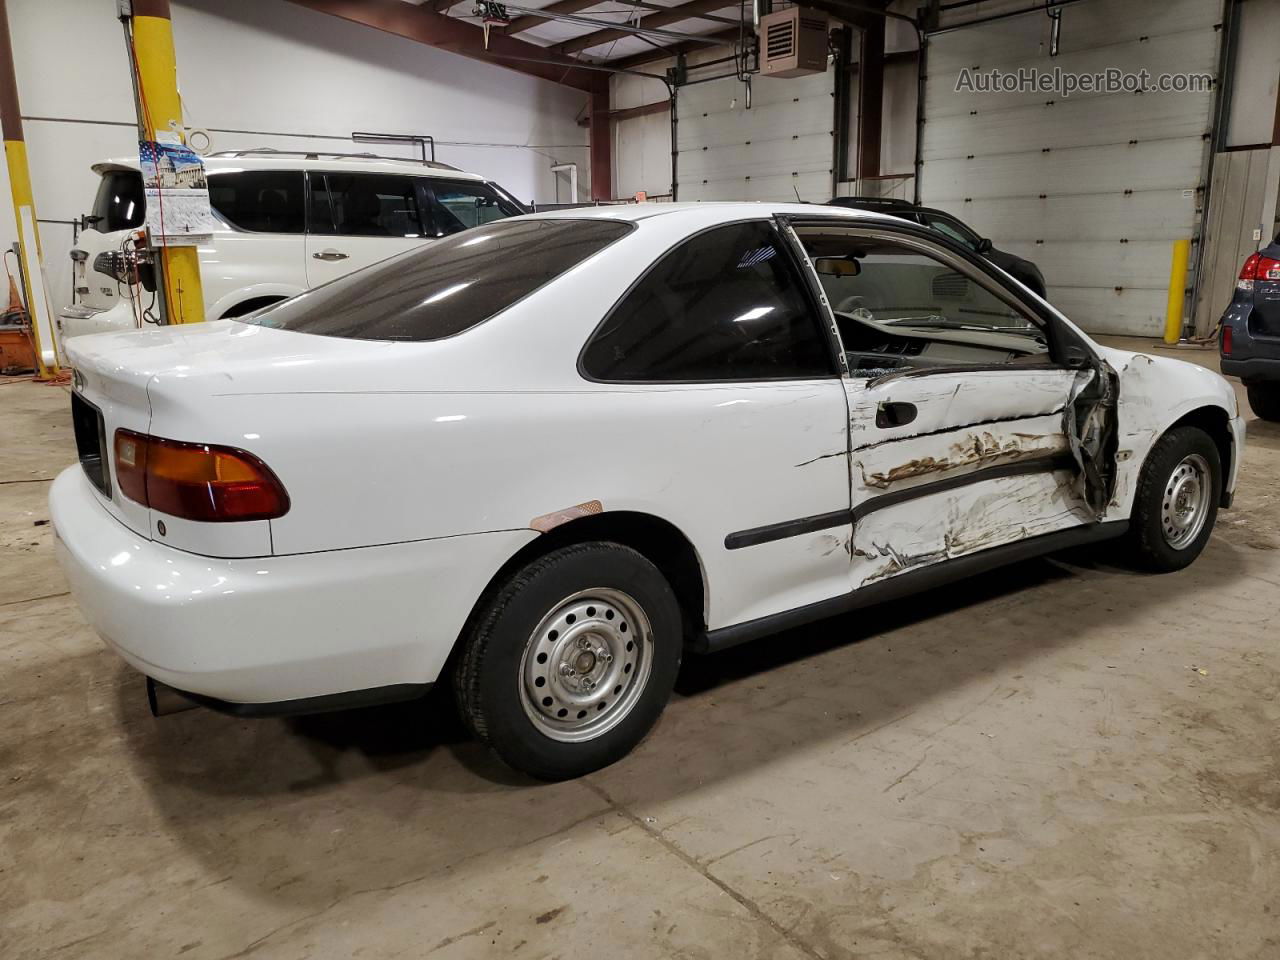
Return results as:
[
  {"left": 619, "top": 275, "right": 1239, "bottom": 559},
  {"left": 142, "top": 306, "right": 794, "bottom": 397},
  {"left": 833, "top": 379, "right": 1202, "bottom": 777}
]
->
[
  {"left": 454, "top": 542, "right": 682, "bottom": 780},
  {"left": 1246, "top": 383, "right": 1280, "bottom": 422},
  {"left": 1127, "top": 426, "right": 1221, "bottom": 571}
]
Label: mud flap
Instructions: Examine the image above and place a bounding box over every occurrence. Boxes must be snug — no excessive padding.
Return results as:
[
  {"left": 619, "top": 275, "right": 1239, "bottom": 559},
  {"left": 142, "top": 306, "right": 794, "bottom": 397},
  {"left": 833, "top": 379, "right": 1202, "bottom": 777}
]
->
[{"left": 1064, "top": 361, "right": 1120, "bottom": 518}]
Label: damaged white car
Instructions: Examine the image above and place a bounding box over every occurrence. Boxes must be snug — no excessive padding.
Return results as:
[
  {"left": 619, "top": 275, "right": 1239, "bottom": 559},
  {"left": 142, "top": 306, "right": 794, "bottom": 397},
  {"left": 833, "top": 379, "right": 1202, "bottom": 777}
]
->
[{"left": 52, "top": 203, "right": 1244, "bottom": 779}]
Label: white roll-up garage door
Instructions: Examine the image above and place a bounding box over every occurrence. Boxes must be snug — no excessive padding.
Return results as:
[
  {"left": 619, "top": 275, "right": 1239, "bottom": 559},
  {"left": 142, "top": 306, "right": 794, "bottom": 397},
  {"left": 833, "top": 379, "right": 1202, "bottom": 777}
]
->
[
  {"left": 919, "top": 0, "right": 1220, "bottom": 336},
  {"left": 676, "top": 70, "right": 836, "bottom": 203}
]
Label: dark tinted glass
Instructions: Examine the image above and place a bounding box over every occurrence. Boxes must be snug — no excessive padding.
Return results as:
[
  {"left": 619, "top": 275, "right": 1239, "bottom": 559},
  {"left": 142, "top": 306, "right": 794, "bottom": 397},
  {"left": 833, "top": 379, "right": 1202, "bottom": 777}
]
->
[
  {"left": 90, "top": 171, "right": 145, "bottom": 232},
  {"left": 310, "top": 173, "right": 424, "bottom": 237},
  {"left": 242, "top": 218, "right": 632, "bottom": 341},
  {"left": 582, "top": 221, "right": 834, "bottom": 382},
  {"left": 425, "top": 179, "right": 524, "bottom": 236},
  {"left": 208, "top": 171, "right": 305, "bottom": 233}
]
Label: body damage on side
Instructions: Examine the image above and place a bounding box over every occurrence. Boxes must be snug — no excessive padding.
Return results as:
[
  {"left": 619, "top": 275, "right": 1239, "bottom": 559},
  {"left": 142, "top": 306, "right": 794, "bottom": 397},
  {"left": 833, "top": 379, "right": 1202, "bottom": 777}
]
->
[
  {"left": 844, "top": 360, "right": 1120, "bottom": 589},
  {"left": 1095, "top": 346, "right": 1243, "bottom": 519}
]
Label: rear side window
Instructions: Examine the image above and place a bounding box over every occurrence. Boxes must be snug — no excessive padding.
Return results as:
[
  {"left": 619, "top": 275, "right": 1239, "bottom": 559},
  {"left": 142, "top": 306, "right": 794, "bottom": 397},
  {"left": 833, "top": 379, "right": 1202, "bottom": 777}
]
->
[
  {"left": 90, "top": 171, "right": 145, "bottom": 232},
  {"left": 581, "top": 221, "right": 835, "bottom": 382},
  {"left": 208, "top": 171, "right": 305, "bottom": 234},
  {"left": 424, "top": 179, "right": 524, "bottom": 236},
  {"left": 242, "top": 218, "right": 633, "bottom": 341},
  {"left": 310, "top": 173, "right": 424, "bottom": 237}
]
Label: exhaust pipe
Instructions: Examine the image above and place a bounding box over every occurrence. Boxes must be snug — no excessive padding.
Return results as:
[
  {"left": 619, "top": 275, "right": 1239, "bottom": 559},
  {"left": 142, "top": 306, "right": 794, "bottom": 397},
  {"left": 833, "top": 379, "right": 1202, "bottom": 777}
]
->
[{"left": 146, "top": 677, "right": 199, "bottom": 717}]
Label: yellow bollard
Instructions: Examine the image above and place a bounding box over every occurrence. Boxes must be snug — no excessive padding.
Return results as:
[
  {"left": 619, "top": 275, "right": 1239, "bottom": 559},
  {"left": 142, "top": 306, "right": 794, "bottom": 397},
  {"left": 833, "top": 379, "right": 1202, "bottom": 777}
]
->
[
  {"left": 1164, "top": 237, "right": 1190, "bottom": 345},
  {"left": 129, "top": 0, "right": 205, "bottom": 324}
]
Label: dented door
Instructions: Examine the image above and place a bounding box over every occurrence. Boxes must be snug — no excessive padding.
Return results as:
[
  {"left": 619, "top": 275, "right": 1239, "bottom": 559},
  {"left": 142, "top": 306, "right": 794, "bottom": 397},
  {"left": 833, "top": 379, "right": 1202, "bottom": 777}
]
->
[{"left": 845, "top": 366, "right": 1098, "bottom": 588}]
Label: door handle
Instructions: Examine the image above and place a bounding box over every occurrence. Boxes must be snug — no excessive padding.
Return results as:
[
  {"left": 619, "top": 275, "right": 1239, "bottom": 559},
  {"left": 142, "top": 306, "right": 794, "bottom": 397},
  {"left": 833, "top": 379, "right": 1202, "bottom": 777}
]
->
[
  {"left": 876, "top": 401, "right": 917, "bottom": 429},
  {"left": 312, "top": 249, "right": 349, "bottom": 261}
]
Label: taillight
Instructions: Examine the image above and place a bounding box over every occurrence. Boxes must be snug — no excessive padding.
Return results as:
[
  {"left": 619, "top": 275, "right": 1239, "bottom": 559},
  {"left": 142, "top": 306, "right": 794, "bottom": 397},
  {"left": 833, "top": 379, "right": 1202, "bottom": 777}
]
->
[
  {"left": 1221, "top": 324, "right": 1232, "bottom": 357},
  {"left": 1240, "top": 252, "right": 1280, "bottom": 282},
  {"left": 114, "top": 429, "right": 290, "bottom": 522}
]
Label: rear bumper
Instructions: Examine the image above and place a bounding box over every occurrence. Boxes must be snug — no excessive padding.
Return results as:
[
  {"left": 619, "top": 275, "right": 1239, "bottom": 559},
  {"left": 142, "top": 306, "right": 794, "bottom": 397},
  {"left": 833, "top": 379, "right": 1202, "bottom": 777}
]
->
[
  {"left": 1221, "top": 355, "right": 1280, "bottom": 383},
  {"left": 50, "top": 467, "right": 535, "bottom": 707}
]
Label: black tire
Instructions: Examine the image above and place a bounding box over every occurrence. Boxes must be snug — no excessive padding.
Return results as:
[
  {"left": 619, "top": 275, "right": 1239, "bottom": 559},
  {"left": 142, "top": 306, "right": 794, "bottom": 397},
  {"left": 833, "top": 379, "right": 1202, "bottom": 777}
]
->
[
  {"left": 454, "top": 542, "right": 682, "bottom": 780},
  {"left": 1127, "top": 425, "right": 1221, "bottom": 572},
  {"left": 1246, "top": 382, "right": 1280, "bottom": 422}
]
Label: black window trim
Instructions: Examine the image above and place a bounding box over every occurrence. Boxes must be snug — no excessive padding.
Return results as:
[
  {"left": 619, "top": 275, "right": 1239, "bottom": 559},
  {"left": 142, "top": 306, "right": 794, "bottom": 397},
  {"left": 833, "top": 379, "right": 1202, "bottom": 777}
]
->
[
  {"left": 778, "top": 215, "right": 1097, "bottom": 381},
  {"left": 205, "top": 169, "right": 307, "bottom": 236},
  {"left": 576, "top": 217, "right": 846, "bottom": 386}
]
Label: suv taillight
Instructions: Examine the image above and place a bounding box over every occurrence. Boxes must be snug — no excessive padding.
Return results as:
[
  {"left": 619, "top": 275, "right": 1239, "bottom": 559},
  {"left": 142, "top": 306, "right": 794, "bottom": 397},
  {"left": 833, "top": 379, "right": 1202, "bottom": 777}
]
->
[
  {"left": 1240, "top": 252, "right": 1280, "bottom": 283},
  {"left": 114, "top": 429, "right": 290, "bottom": 522}
]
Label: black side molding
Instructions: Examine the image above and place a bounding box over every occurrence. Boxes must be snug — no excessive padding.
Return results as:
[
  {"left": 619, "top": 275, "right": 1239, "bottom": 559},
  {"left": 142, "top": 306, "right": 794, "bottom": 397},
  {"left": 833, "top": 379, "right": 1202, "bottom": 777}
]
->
[
  {"left": 166, "top": 682, "right": 434, "bottom": 718},
  {"left": 695, "top": 520, "right": 1129, "bottom": 654},
  {"left": 725, "top": 508, "right": 850, "bottom": 550},
  {"left": 852, "top": 454, "right": 1075, "bottom": 524}
]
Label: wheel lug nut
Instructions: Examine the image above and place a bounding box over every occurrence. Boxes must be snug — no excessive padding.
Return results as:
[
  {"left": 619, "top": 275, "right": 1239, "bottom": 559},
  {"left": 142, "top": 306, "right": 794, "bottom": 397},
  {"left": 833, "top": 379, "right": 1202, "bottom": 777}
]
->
[{"left": 578, "top": 636, "right": 591, "bottom": 649}]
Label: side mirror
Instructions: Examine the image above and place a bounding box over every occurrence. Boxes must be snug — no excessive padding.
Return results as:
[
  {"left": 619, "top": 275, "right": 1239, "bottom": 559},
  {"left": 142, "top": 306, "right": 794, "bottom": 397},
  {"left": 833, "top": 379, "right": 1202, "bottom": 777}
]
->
[{"left": 976, "top": 238, "right": 993, "bottom": 254}]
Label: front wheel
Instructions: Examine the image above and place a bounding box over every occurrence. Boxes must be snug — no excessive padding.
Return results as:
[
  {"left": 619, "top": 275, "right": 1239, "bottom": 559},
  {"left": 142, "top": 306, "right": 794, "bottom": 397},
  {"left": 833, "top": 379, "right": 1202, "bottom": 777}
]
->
[
  {"left": 1127, "top": 426, "right": 1221, "bottom": 571},
  {"left": 1246, "top": 382, "right": 1280, "bottom": 422},
  {"left": 454, "top": 542, "right": 682, "bottom": 780}
]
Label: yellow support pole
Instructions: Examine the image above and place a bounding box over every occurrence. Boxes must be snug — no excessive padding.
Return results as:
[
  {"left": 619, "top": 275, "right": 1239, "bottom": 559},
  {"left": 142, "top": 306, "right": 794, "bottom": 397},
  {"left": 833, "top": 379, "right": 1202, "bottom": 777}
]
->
[
  {"left": 0, "top": 0, "right": 58, "bottom": 377},
  {"left": 1164, "top": 237, "right": 1191, "bottom": 345},
  {"left": 129, "top": 0, "right": 204, "bottom": 324}
]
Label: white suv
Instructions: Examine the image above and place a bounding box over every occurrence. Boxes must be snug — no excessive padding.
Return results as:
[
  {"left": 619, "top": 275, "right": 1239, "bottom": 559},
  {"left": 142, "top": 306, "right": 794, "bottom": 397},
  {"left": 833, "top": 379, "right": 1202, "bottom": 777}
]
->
[{"left": 57, "top": 150, "right": 526, "bottom": 340}]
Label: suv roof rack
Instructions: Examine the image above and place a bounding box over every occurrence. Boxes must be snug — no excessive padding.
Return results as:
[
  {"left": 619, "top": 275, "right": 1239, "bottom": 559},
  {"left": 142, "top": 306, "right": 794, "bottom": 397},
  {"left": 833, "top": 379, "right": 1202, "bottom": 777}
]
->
[
  {"left": 829, "top": 196, "right": 917, "bottom": 209},
  {"left": 207, "top": 148, "right": 461, "bottom": 172}
]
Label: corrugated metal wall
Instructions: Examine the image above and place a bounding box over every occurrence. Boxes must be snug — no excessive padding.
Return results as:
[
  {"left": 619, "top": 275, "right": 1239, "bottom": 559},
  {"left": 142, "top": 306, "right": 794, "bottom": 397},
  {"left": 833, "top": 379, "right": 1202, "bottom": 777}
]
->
[
  {"left": 675, "top": 70, "right": 836, "bottom": 202},
  {"left": 919, "top": 0, "right": 1221, "bottom": 336}
]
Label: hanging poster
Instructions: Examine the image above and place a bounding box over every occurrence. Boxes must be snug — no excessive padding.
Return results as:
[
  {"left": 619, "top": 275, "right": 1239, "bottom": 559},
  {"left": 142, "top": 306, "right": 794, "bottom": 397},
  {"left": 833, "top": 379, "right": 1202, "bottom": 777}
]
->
[{"left": 139, "top": 140, "right": 216, "bottom": 244}]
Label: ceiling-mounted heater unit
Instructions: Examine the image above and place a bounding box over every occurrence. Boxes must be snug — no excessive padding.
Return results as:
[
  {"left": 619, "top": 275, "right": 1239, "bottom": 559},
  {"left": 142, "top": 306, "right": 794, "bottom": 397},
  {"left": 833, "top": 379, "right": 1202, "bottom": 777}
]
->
[{"left": 758, "top": 6, "right": 829, "bottom": 78}]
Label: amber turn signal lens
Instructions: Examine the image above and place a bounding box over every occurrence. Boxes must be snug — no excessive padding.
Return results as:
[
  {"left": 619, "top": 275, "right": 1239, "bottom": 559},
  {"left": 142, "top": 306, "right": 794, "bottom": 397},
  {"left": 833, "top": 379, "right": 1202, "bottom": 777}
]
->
[{"left": 113, "top": 429, "right": 290, "bottom": 522}]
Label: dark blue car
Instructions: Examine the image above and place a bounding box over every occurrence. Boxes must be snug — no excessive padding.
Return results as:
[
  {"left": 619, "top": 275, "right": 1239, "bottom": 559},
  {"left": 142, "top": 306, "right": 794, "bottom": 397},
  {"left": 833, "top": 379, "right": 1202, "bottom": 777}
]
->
[{"left": 1220, "top": 235, "right": 1280, "bottom": 420}]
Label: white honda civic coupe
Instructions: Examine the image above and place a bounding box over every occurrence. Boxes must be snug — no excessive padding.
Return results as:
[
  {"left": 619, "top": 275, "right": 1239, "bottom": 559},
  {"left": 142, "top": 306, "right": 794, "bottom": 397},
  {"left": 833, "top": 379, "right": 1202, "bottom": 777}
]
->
[{"left": 52, "top": 203, "right": 1244, "bottom": 779}]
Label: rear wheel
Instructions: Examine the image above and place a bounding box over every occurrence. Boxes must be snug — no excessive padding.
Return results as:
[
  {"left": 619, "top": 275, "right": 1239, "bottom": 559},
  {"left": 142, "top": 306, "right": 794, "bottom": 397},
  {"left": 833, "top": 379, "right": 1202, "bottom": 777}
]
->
[
  {"left": 1127, "top": 426, "right": 1220, "bottom": 571},
  {"left": 454, "top": 542, "right": 682, "bottom": 780},
  {"left": 1246, "top": 382, "right": 1280, "bottom": 422}
]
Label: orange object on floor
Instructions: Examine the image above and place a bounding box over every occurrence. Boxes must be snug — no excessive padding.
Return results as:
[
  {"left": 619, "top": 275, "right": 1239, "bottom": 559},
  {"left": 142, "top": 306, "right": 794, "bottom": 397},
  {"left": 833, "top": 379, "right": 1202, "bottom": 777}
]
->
[{"left": 0, "top": 325, "right": 37, "bottom": 375}]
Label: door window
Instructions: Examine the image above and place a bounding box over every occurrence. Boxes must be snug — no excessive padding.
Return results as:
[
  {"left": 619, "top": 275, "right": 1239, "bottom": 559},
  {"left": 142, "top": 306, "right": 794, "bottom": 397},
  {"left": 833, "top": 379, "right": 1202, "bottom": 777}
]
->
[
  {"left": 423, "top": 179, "right": 524, "bottom": 236},
  {"left": 581, "top": 221, "right": 835, "bottom": 382},
  {"left": 799, "top": 229, "right": 1049, "bottom": 377},
  {"left": 208, "top": 171, "right": 305, "bottom": 233},
  {"left": 309, "top": 173, "right": 425, "bottom": 237}
]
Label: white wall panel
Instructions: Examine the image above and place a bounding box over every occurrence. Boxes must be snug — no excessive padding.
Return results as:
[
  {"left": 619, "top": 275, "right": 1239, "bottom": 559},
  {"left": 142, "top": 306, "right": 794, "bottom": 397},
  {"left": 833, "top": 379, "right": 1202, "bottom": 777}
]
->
[
  {"left": 920, "top": 0, "right": 1220, "bottom": 336},
  {"left": 0, "top": 0, "right": 590, "bottom": 311},
  {"left": 675, "top": 71, "right": 835, "bottom": 201}
]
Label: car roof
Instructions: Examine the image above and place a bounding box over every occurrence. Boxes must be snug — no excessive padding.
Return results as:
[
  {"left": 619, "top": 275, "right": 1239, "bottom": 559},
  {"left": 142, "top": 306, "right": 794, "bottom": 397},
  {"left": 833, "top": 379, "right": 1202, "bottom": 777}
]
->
[
  {"left": 521, "top": 201, "right": 906, "bottom": 226},
  {"left": 92, "top": 153, "right": 489, "bottom": 182}
]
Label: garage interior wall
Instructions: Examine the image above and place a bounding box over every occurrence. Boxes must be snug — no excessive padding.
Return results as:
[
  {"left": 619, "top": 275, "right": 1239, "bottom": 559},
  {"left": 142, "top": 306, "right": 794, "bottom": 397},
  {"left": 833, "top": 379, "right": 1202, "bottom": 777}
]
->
[
  {"left": 1194, "top": 0, "right": 1280, "bottom": 331},
  {"left": 919, "top": 0, "right": 1221, "bottom": 337},
  {"left": 0, "top": 0, "right": 591, "bottom": 313}
]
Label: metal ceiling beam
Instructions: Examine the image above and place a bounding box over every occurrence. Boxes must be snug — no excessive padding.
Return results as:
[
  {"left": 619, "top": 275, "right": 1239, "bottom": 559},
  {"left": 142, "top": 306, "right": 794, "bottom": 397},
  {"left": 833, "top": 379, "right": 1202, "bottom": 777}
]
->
[
  {"left": 507, "top": 0, "right": 608, "bottom": 36},
  {"left": 554, "top": 0, "right": 737, "bottom": 56},
  {"left": 608, "top": 25, "right": 741, "bottom": 69},
  {"left": 283, "top": 0, "right": 598, "bottom": 91}
]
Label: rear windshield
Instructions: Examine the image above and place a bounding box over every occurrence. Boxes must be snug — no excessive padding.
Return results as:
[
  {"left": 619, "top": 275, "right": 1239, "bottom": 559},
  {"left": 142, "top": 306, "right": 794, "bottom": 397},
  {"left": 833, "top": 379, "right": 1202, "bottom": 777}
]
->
[
  {"left": 90, "top": 170, "right": 145, "bottom": 232},
  {"left": 240, "top": 217, "right": 629, "bottom": 343},
  {"left": 240, "top": 218, "right": 633, "bottom": 341}
]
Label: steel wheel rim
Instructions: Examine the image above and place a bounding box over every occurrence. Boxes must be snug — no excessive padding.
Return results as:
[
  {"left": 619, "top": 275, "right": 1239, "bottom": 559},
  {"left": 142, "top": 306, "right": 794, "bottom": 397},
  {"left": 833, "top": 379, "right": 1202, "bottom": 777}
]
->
[
  {"left": 518, "top": 588, "right": 653, "bottom": 743},
  {"left": 1160, "top": 453, "right": 1212, "bottom": 550}
]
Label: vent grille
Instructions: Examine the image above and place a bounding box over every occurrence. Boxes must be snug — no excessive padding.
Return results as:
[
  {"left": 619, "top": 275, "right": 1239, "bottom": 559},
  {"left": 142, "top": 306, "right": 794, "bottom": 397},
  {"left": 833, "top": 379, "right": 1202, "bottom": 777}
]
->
[
  {"left": 932, "top": 271, "right": 968, "bottom": 299},
  {"left": 766, "top": 21, "right": 795, "bottom": 59}
]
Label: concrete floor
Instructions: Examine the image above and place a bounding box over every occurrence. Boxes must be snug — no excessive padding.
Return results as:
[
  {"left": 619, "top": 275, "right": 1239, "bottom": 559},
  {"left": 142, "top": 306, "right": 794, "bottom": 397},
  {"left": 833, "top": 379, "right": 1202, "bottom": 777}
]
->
[{"left": 2, "top": 339, "right": 1279, "bottom": 959}]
